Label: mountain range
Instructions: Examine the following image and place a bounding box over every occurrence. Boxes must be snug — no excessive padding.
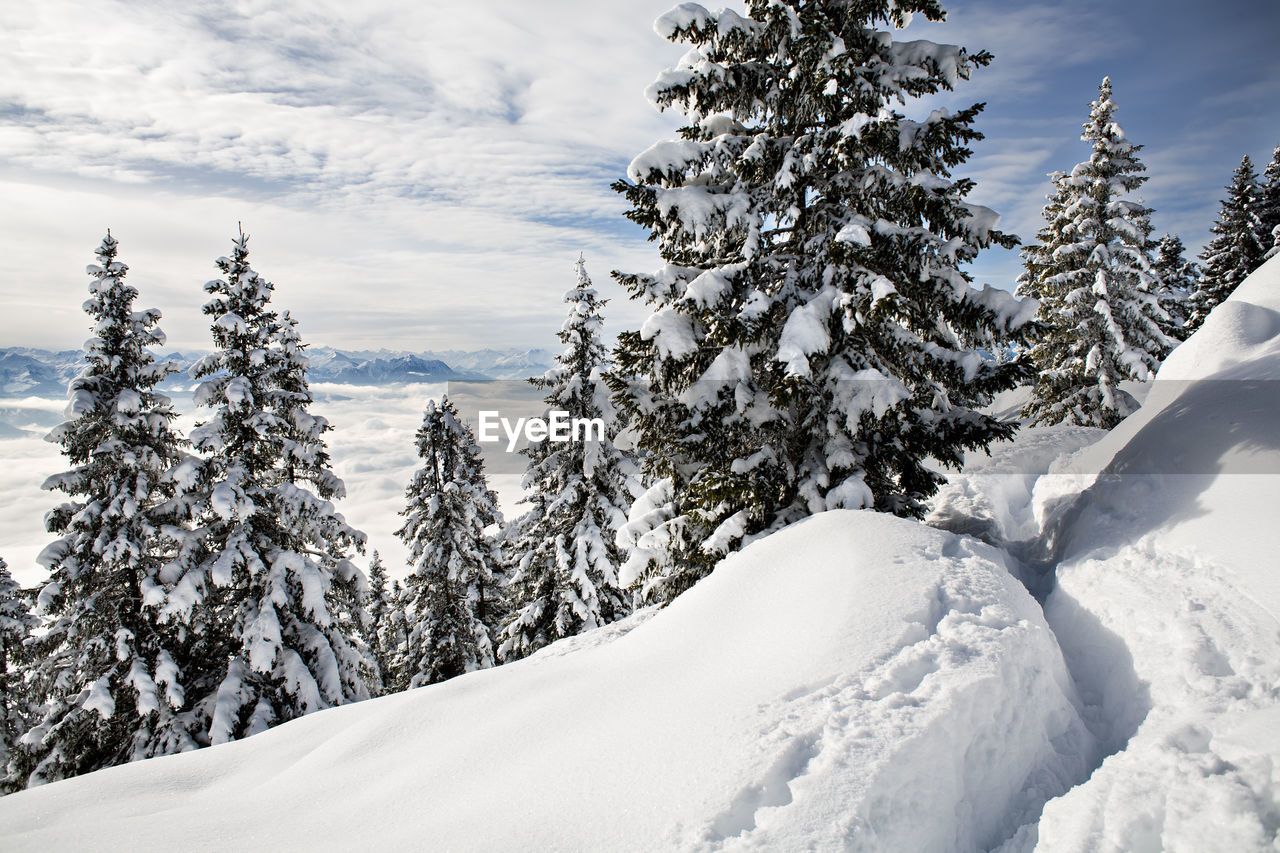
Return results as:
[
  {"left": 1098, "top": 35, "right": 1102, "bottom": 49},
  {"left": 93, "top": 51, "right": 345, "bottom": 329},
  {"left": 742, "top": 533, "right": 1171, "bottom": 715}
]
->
[{"left": 0, "top": 346, "right": 557, "bottom": 397}]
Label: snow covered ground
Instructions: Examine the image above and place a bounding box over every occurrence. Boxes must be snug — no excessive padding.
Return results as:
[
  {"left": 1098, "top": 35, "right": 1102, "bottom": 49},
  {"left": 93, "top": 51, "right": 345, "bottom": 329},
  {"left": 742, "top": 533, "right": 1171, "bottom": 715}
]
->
[
  {"left": 2, "top": 258, "right": 1278, "bottom": 849},
  {"left": 0, "top": 510, "right": 1092, "bottom": 851},
  {"left": 1031, "top": 259, "right": 1280, "bottom": 851},
  {"left": 935, "top": 256, "right": 1280, "bottom": 850}
]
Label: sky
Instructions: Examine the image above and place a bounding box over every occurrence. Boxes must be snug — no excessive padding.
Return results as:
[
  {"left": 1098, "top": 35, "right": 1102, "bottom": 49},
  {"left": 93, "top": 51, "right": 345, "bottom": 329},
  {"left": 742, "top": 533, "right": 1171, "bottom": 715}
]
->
[{"left": 2, "top": 0, "right": 1278, "bottom": 355}]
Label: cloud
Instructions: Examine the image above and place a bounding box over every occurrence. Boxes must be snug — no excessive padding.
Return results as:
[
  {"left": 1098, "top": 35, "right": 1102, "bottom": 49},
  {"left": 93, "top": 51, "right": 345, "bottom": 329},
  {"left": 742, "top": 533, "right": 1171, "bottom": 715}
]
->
[
  {"left": 0, "top": 398, "right": 68, "bottom": 587},
  {"left": 903, "top": 1, "right": 1129, "bottom": 102},
  {"left": 0, "top": 0, "right": 687, "bottom": 351},
  {"left": 2, "top": 0, "right": 1277, "bottom": 353},
  {"left": 0, "top": 383, "right": 531, "bottom": 587}
]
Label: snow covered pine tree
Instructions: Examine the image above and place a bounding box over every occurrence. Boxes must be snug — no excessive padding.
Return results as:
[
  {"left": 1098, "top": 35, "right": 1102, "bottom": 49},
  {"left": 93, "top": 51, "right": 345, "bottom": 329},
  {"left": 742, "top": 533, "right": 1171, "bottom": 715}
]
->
[
  {"left": 383, "top": 579, "right": 410, "bottom": 694},
  {"left": 1015, "top": 173, "right": 1070, "bottom": 303},
  {"left": 396, "top": 397, "right": 503, "bottom": 686},
  {"left": 0, "top": 558, "right": 38, "bottom": 793},
  {"left": 498, "top": 257, "right": 639, "bottom": 662},
  {"left": 609, "top": 0, "right": 1033, "bottom": 604},
  {"left": 1151, "top": 234, "right": 1199, "bottom": 341},
  {"left": 1188, "top": 156, "right": 1268, "bottom": 333},
  {"left": 163, "top": 228, "right": 372, "bottom": 745},
  {"left": 20, "top": 233, "right": 188, "bottom": 786},
  {"left": 362, "top": 551, "right": 397, "bottom": 694},
  {"left": 1019, "top": 78, "right": 1171, "bottom": 428},
  {"left": 1255, "top": 145, "right": 1280, "bottom": 261}
]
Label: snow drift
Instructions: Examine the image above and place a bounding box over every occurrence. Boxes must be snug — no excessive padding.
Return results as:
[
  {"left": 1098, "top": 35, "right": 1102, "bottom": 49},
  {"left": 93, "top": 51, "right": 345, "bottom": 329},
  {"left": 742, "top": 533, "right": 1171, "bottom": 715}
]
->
[
  {"left": 1030, "top": 255, "right": 1280, "bottom": 851},
  {"left": 931, "top": 255, "right": 1280, "bottom": 850},
  {"left": 0, "top": 513, "right": 1090, "bottom": 851}
]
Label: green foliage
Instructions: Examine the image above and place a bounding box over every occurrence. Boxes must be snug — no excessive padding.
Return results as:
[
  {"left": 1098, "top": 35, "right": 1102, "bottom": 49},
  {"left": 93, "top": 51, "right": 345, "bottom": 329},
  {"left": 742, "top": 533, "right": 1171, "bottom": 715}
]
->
[
  {"left": 1189, "top": 156, "right": 1267, "bottom": 333},
  {"left": 20, "top": 233, "right": 189, "bottom": 787},
  {"left": 397, "top": 397, "right": 503, "bottom": 686},
  {"left": 610, "top": 0, "right": 1031, "bottom": 603},
  {"left": 1020, "top": 79, "right": 1170, "bottom": 428},
  {"left": 498, "top": 258, "right": 637, "bottom": 661}
]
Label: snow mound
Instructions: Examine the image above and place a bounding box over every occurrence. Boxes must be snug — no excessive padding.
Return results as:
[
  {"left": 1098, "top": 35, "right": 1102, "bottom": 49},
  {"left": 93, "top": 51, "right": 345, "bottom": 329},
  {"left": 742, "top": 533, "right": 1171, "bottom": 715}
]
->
[
  {"left": 0, "top": 512, "right": 1091, "bottom": 852},
  {"left": 1032, "top": 255, "right": 1280, "bottom": 851}
]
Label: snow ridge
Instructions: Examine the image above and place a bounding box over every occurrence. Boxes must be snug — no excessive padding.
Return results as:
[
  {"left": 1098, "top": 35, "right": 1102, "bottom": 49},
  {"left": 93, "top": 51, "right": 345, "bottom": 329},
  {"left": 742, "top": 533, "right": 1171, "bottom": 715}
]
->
[{"left": 932, "top": 255, "right": 1280, "bottom": 851}]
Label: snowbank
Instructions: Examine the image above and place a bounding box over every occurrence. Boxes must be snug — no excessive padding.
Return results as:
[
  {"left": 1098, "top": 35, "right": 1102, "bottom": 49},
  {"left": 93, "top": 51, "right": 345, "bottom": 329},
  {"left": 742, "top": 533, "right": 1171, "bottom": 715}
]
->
[
  {"left": 1032, "top": 256, "right": 1280, "bottom": 851},
  {"left": 0, "top": 512, "right": 1090, "bottom": 852}
]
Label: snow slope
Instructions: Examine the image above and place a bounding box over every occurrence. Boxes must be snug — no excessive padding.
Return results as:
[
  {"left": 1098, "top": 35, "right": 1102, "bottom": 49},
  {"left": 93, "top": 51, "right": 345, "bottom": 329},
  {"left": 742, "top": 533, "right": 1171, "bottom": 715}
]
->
[
  {"left": 0, "top": 513, "right": 1091, "bottom": 852},
  {"left": 1030, "top": 256, "right": 1280, "bottom": 851},
  {"left": 930, "top": 255, "right": 1280, "bottom": 850}
]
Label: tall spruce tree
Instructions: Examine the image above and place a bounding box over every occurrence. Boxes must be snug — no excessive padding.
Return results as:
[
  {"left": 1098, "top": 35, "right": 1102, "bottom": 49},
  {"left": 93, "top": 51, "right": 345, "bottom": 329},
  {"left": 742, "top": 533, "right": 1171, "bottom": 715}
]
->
[
  {"left": 396, "top": 397, "right": 503, "bottom": 686},
  {"left": 498, "top": 258, "right": 639, "bottom": 662},
  {"left": 1257, "top": 145, "right": 1280, "bottom": 260},
  {"left": 1189, "top": 156, "right": 1267, "bottom": 333},
  {"left": 0, "top": 558, "right": 38, "bottom": 794},
  {"left": 609, "top": 0, "right": 1033, "bottom": 604},
  {"left": 383, "top": 579, "right": 410, "bottom": 694},
  {"left": 1020, "top": 78, "right": 1171, "bottom": 428},
  {"left": 163, "top": 229, "right": 371, "bottom": 745},
  {"left": 362, "top": 551, "right": 396, "bottom": 694},
  {"left": 20, "top": 233, "right": 189, "bottom": 786},
  {"left": 1015, "top": 173, "right": 1071, "bottom": 302},
  {"left": 1151, "top": 234, "right": 1198, "bottom": 341}
]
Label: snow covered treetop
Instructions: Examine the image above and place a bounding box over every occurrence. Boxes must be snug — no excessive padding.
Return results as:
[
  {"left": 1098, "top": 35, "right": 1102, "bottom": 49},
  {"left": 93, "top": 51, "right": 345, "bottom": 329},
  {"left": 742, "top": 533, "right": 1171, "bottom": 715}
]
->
[{"left": 645, "top": 0, "right": 975, "bottom": 123}]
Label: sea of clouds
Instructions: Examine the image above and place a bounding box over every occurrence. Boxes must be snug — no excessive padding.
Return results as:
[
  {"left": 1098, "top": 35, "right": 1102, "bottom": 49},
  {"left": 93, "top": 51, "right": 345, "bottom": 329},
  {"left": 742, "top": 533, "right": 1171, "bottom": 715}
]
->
[{"left": 0, "top": 383, "right": 529, "bottom": 589}]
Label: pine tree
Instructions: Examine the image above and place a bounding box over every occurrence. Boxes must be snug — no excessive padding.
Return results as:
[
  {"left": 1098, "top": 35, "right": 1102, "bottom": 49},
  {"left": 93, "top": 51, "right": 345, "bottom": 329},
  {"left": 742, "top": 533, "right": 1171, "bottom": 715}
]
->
[
  {"left": 397, "top": 397, "right": 503, "bottom": 686},
  {"left": 1016, "top": 173, "right": 1071, "bottom": 302},
  {"left": 1256, "top": 145, "right": 1280, "bottom": 261},
  {"left": 1189, "top": 156, "right": 1267, "bottom": 333},
  {"left": 498, "top": 258, "right": 639, "bottom": 662},
  {"left": 608, "top": 0, "right": 1033, "bottom": 604},
  {"left": 19, "top": 233, "right": 189, "bottom": 786},
  {"left": 163, "top": 228, "right": 371, "bottom": 746},
  {"left": 1151, "top": 234, "right": 1198, "bottom": 342},
  {"left": 1020, "top": 78, "right": 1171, "bottom": 428},
  {"left": 362, "top": 551, "right": 396, "bottom": 694},
  {"left": 383, "top": 579, "right": 410, "bottom": 694},
  {"left": 0, "top": 559, "right": 38, "bottom": 794}
]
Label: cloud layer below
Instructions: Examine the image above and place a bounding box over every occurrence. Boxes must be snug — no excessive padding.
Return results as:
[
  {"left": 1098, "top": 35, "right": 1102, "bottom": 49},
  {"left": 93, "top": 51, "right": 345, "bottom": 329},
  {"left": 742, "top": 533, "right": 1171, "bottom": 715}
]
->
[{"left": 0, "top": 383, "right": 528, "bottom": 587}]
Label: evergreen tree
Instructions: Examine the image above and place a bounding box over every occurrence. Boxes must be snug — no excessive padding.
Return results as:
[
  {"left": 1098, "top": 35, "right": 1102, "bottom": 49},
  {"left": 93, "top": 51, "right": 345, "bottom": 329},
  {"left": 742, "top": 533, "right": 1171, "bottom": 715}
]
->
[
  {"left": 1151, "top": 234, "right": 1198, "bottom": 342},
  {"left": 362, "top": 551, "right": 396, "bottom": 694},
  {"left": 0, "top": 559, "right": 38, "bottom": 794},
  {"left": 163, "top": 228, "right": 371, "bottom": 745},
  {"left": 1189, "top": 156, "right": 1266, "bottom": 333},
  {"left": 396, "top": 397, "right": 503, "bottom": 686},
  {"left": 498, "top": 258, "right": 639, "bottom": 662},
  {"left": 1016, "top": 173, "right": 1071, "bottom": 302},
  {"left": 1257, "top": 145, "right": 1280, "bottom": 261},
  {"left": 383, "top": 579, "right": 410, "bottom": 694},
  {"left": 609, "top": 0, "right": 1033, "bottom": 604},
  {"left": 1020, "top": 78, "right": 1171, "bottom": 428},
  {"left": 19, "top": 233, "right": 189, "bottom": 786}
]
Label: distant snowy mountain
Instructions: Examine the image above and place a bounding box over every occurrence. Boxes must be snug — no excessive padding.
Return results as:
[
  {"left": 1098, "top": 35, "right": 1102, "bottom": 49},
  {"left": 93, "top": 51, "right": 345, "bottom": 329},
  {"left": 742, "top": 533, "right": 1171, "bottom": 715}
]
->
[
  {"left": 304, "top": 347, "right": 488, "bottom": 384},
  {"left": 0, "top": 346, "right": 553, "bottom": 396},
  {"left": 0, "top": 348, "right": 83, "bottom": 396},
  {"left": 422, "top": 347, "right": 556, "bottom": 380}
]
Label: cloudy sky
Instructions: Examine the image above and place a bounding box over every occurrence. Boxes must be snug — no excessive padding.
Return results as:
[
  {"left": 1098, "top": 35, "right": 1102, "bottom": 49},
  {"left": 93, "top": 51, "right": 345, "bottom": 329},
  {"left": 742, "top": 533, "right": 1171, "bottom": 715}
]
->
[{"left": 2, "top": 0, "right": 1278, "bottom": 355}]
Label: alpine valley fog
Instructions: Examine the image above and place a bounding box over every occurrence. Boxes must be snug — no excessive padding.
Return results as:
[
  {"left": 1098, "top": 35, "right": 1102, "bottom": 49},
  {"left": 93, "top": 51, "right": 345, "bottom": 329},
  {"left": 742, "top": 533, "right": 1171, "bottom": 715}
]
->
[{"left": 0, "top": 381, "right": 527, "bottom": 589}]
